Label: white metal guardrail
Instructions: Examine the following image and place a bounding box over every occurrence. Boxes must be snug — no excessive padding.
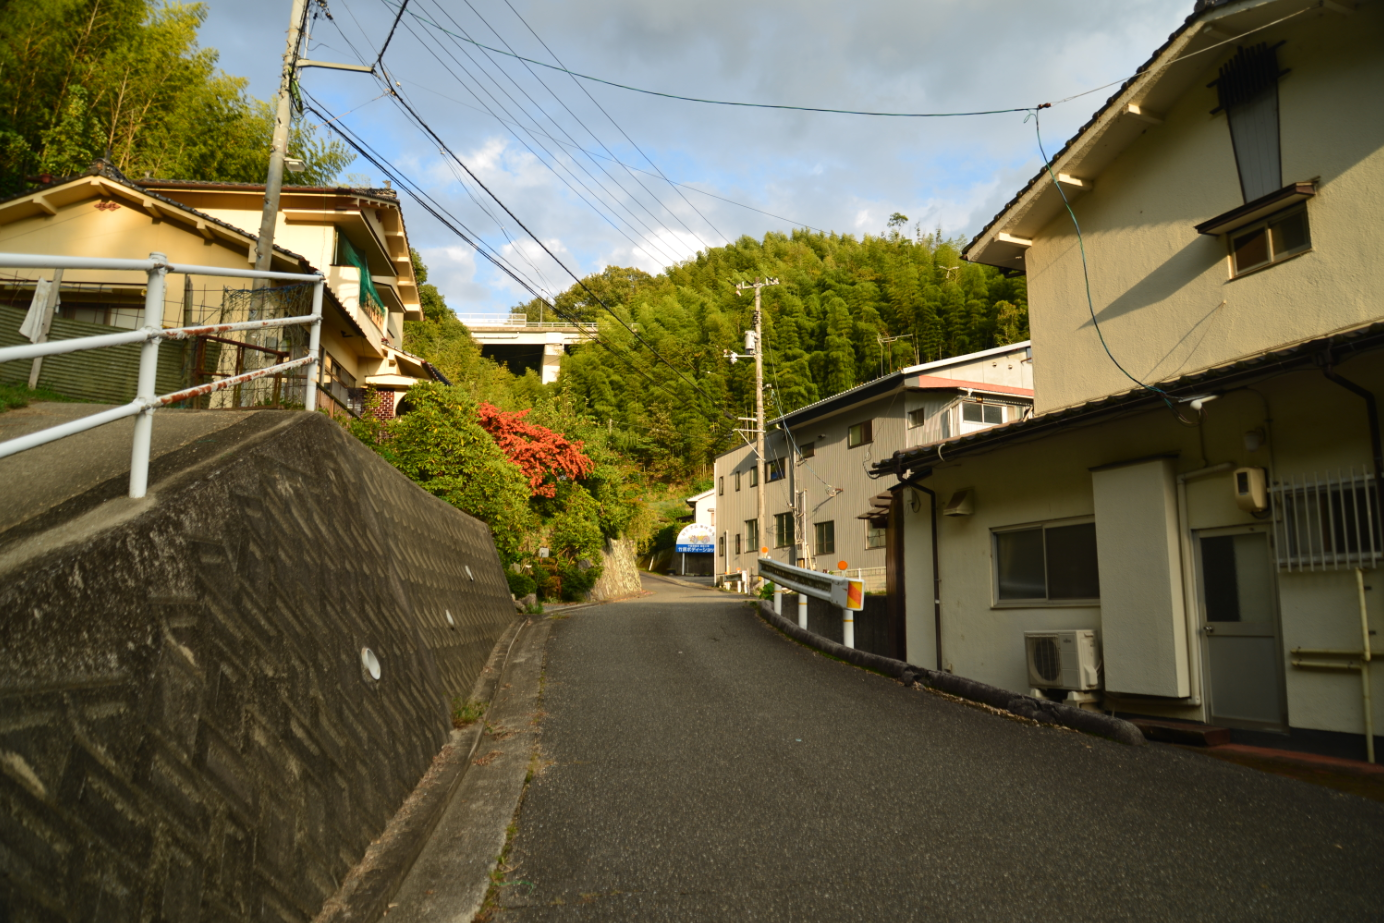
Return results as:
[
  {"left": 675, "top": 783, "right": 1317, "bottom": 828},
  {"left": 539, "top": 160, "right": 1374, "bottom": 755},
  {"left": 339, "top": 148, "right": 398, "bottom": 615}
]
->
[
  {"left": 758, "top": 557, "right": 865, "bottom": 647},
  {"left": 0, "top": 251, "right": 323, "bottom": 499}
]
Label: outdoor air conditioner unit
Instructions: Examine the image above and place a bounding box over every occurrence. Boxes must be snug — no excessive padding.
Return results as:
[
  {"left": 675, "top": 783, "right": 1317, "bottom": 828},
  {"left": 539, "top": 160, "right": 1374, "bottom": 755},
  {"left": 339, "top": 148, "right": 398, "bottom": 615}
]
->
[{"left": 1024, "top": 630, "right": 1101, "bottom": 691}]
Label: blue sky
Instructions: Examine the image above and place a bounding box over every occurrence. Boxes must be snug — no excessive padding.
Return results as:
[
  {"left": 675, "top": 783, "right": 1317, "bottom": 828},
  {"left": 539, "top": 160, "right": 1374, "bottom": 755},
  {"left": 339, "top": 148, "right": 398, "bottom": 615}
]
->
[{"left": 201, "top": 0, "right": 1191, "bottom": 317}]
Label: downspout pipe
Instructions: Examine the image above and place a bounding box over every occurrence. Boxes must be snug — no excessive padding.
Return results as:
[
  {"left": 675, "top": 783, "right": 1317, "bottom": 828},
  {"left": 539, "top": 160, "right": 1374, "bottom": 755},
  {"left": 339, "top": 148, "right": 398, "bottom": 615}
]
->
[
  {"left": 898, "top": 467, "right": 942, "bottom": 672},
  {"left": 1320, "top": 348, "right": 1384, "bottom": 504}
]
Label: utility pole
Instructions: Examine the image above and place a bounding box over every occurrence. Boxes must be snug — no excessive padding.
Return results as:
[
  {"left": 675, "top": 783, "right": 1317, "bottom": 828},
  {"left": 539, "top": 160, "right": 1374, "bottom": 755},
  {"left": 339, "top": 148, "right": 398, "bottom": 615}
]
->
[
  {"left": 735, "top": 277, "right": 779, "bottom": 584},
  {"left": 254, "top": 0, "right": 374, "bottom": 275}
]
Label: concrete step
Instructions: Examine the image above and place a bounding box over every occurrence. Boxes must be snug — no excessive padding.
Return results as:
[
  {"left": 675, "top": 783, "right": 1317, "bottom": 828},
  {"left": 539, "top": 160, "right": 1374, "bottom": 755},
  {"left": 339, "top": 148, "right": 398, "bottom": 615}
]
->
[{"left": 1132, "top": 718, "right": 1232, "bottom": 747}]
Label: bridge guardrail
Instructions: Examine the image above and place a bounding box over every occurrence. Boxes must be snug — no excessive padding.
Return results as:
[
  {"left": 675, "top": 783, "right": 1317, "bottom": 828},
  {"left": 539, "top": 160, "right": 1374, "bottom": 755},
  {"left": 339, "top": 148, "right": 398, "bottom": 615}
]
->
[{"left": 0, "top": 251, "right": 323, "bottom": 499}]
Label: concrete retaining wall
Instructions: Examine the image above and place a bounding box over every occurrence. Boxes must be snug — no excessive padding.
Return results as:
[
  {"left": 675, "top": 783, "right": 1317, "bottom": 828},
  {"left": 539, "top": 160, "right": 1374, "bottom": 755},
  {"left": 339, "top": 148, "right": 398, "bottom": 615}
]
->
[
  {"left": 0, "top": 411, "right": 518, "bottom": 922},
  {"left": 788, "top": 593, "right": 898, "bottom": 661}
]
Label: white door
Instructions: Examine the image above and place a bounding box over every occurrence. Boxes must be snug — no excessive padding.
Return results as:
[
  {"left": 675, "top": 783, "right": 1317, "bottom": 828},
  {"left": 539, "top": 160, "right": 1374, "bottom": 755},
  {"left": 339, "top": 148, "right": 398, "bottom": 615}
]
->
[{"left": 1195, "top": 527, "right": 1287, "bottom": 731}]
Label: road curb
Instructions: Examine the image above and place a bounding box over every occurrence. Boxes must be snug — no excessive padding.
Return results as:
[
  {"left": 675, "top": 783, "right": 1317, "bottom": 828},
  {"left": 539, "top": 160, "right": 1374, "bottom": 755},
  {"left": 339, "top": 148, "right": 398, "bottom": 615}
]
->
[
  {"left": 755, "top": 600, "right": 1145, "bottom": 747},
  {"left": 312, "top": 616, "right": 531, "bottom": 923}
]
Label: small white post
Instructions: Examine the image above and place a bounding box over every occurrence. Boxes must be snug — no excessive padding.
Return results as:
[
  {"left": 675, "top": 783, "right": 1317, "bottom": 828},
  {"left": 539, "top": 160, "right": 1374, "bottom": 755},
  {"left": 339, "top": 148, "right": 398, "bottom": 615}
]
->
[
  {"left": 27, "top": 268, "right": 62, "bottom": 389},
  {"left": 798, "top": 592, "right": 808, "bottom": 630},
  {"left": 842, "top": 606, "right": 855, "bottom": 649},
  {"left": 304, "top": 278, "right": 323, "bottom": 412},
  {"left": 128, "top": 254, "right": 167, "bottom": 499},
  {"left": 773, "top": 584, "right": 781, "bottom": 616}
]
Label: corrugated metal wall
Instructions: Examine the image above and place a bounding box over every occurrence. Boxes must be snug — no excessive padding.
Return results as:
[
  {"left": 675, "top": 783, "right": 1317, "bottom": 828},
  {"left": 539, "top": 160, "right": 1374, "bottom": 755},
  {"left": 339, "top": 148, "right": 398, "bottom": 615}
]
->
[{"left": 1, "top": 305, "right": 187, "bottom": 402}]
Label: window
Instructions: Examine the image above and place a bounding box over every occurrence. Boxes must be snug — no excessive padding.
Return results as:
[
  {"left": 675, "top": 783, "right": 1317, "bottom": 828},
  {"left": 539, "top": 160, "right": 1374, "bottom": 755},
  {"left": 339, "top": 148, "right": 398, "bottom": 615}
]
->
[
  {"left": 908, "top": 408, "right": 927, "bottom": 428},
  {"left": 994, "top": 521, "right": 1100, "bottom": 602},
  {"left": 1230, "top": 205, "right": 1310, "bottom": 277},
  {"left": 960, "top": 400, "right": 1004, "bottom": 435},
  {"left": 749, "top": 466, "right": 759, "bottom": 487},
  {"left": 718, "top": 476, "right": 724, "bottom": 496},
  {"left": 767, "top": 459, "right": 785, "bottom": 482},
  {"left": 815, "top": 520, "right": 835, "bottom": 555},
  {"left": 719, "top": 534, "right": 726, "bottom": 558},
  {"left": 866, "top": 521, "right": 887, "bottom": 549},
  {"left": 745, "top": 519, "right": 760, "bottom": 553},
  {"left": 800, "top": 441, "right": 815, "bottom": 459},
  {"left": 734, "top": 471, "right": 741, "bottom": 492},
  {"left": 848, "top": 420, "right": 873, "bottom": 448},
  {"left": 774, "top": 512, "right": 794, "bottom": 548},
  {"left": 734, "top": 533, "right": 742, "bottom": 555}
]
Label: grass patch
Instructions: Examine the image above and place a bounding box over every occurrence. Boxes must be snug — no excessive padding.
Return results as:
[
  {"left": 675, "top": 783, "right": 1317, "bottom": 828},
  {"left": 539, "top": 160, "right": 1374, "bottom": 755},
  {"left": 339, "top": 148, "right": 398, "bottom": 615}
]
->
[
  {"left": 0, "top": 382, "right": 85, "bottom": 413},
  {"left": 451, "top": 697, "right": 487, "bottom": 728}
]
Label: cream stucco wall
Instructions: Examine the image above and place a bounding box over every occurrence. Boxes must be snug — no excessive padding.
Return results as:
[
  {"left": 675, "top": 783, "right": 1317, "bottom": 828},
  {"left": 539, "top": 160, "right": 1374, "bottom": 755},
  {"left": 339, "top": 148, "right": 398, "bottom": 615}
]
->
[
  {"left": 901, "top": 354, "right": 1383, "bottom": 739},
  {"left": 1025, "top": 6, "right": 1384, "bottom": 414}
]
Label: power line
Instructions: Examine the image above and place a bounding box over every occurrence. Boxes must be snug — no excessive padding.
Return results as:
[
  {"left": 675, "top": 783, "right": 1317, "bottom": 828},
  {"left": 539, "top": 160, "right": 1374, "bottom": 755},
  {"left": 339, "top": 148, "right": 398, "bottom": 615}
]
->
[
  {"left": 458, "top": 0, "right": 725, "bottom": 249},
  {"left": 414, "top": 2, "right": 704, "bottom": 266},
  {"left": 373, "top": 0, "right": 410, "bottom": 68},
  {"left": 387, "top": 2, "right": 1042, "bottom": 118},
  {"left": 498, "top": 0, "right": 730, "bottom": 246},
  {"left": 301, "top": 94, "right": 736, "bottom": 423},
  {"left": 395, "top": 16, "right": 692, "bottom": 271},
  {"left": 405, "top": 81, "right": 832, "bottom": 234},
  {"left": 376, "top": 88, "right": 742, "bottom": 416}
]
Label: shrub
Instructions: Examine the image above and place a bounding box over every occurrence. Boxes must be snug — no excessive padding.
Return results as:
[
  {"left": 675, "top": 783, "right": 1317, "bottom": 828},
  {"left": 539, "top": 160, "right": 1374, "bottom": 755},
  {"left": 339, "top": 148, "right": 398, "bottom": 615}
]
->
[{"left": 506, "top": 570, "right": 537, "bottom": 599}]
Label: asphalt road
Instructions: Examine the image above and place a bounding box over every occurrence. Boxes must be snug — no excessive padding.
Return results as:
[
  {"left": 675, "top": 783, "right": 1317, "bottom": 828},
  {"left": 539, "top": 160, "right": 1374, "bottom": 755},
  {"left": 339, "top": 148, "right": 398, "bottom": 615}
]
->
[{"left": 493, "top": 576, "right": 1384, "bottom": 922}]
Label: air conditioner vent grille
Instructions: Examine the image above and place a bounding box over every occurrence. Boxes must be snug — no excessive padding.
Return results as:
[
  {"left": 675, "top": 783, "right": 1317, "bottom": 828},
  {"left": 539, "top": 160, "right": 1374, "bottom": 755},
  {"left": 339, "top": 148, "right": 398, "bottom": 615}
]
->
[{"left": 1032, "top": 637, "right": 1062, "bottom": 683}]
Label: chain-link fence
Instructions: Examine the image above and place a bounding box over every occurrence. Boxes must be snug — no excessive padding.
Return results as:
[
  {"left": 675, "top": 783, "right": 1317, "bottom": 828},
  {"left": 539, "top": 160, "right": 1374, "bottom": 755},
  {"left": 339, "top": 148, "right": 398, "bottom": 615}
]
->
[{"left": 182, "top": 283, "right": 314, "bottom": 410}]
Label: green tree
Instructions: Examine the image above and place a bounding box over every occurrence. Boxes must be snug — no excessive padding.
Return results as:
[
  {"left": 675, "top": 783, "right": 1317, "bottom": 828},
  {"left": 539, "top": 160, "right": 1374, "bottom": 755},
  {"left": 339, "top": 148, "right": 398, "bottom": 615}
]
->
[{"left": 0, "top": 0, "right": 351, "bottom": 193}]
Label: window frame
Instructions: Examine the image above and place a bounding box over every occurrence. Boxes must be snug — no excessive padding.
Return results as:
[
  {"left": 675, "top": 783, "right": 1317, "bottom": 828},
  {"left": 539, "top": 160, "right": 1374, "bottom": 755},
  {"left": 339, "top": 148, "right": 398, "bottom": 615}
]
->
[
  {"left": 800, "top": 441, "right": 815, "bottom": 459},
  {"left": 749, "top": 465, "right": 759, "bottom": 487},
  {"left": 734, "top": 532, "right": 742, "bottom": 556},
  {"left": 1228, "top": 203, "right": 1311, "bottom": 279},
  {"left": 848, "top": 420, "right": 873, "bottom": 449},
  {"left": 718, "top": 476, "right": 724, "bottom": 496},
  {"left": 865, "top": 520, "right": 887, "bottom": 549},
  {"left": 734, "top": 471, "right": 741, "bottom": 492},
  {"left": 774, "top": 512, "right": 794, "bottom": 548},
  {"left": 814, "top": 520, "right": 835, "bottom": 555},
  {"left": 907, "top": 407, "right": 927, "bottom": 429},
  {"left": 990, "top": 516, "right": 1101, "bottom": 609},
  {"left": 767, "top": 458, "right": 786, "bottom": 482},
  {"left": 744, "top": 519, "right": 760, "bottom": 553}
]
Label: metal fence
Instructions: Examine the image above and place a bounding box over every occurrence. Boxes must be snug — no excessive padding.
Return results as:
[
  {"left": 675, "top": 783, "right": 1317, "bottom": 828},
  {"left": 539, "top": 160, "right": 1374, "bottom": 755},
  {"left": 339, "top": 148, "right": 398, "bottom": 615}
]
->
[
  {"left": 0, "top": 251, "right": 322, "bottom": 498},
  {"left": 1270, "top": 469, "right": 1381, "bottom": 572}
]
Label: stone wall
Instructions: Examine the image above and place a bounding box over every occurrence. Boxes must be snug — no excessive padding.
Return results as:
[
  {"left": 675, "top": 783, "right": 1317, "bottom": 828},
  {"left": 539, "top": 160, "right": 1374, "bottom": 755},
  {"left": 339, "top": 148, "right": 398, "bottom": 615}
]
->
[
  {"left": 589, "top": 536, "right": 641, "bottom": 602},
  {"left": 0, "top": 412, "right": 517, "bottom": 922}
]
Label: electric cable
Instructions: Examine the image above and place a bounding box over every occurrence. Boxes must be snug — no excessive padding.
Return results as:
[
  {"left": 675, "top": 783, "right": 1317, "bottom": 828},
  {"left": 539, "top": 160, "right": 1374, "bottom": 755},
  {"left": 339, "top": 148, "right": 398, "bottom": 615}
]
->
[
  {"left": 406, "top": 81, "right": 831, "bottom": 234},
  {"left": 389, "top": 2, "right": 1035, "bottom": 119},
  {"left": 375, "top": 88, "right": 745, "bottom": 416},
  {"left": 398, "top": 9, "right": 692, "bottom": 268},
  {"left": 1032, "top": 108, "right": 1169, "bottom": 406},
  {"left": 374, "top": 0, "right": 410, "bottom": 68},
  {"left": 394, "top": 17, "right": 692, "bottom": 271},
  {"left": 436, "top": 0, "right": 720, "bottom": 252},
  {"left": 300, "top": 95, "right": 738, "bottom": 424},
  {"left": 493, "top": 0, "right": 731, "bottom": 246}
]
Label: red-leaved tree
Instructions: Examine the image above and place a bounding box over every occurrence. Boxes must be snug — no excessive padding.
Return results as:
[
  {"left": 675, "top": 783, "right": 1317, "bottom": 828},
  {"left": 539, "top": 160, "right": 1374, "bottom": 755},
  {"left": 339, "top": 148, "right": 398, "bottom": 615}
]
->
[{"left": 476, "top": 403, "right": 594, "bottom": 498}]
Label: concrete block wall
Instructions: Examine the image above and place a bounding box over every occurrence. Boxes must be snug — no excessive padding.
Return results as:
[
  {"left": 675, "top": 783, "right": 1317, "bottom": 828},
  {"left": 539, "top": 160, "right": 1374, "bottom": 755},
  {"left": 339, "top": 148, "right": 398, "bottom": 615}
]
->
[{"left": 0, "top": 412, "right": 517, "bottom": 922}]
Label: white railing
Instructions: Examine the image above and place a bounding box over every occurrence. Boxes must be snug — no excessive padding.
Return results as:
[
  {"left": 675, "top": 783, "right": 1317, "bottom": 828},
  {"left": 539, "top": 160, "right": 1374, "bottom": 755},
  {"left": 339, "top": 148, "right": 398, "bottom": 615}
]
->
[
  {"left": 1271, "top": 469, "right": 1382, "bottom": 572},
  {"left": 0, "top": 251, "right": 323, "bottom": 499},
  {"left": 454, "top": 314, "right": 577, "bottom": 329}
]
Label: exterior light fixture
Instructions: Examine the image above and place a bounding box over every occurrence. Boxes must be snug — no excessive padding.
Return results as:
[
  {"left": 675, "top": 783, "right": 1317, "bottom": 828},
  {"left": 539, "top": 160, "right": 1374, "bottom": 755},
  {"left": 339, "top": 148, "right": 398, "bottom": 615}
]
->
[{"left": 285, "top": 157, "right": 306, "bottom": 173}]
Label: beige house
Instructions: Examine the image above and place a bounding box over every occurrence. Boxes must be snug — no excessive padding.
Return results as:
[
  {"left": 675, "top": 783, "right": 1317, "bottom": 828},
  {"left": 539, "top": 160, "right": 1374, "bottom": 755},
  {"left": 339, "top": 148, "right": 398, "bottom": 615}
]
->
[
  {"left": 879, "top": 0, "right": 1384, "bottom": 760},
  {"left": 0, "top": 162, "right": 439, "bottom": 416},
  {"left": 714, "top": 341, "right": 1033, "bottom": 593}
]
